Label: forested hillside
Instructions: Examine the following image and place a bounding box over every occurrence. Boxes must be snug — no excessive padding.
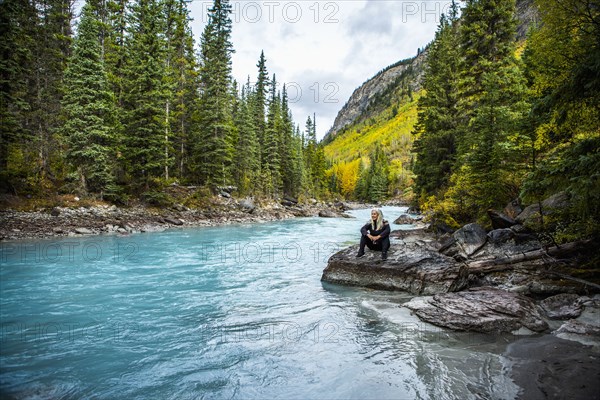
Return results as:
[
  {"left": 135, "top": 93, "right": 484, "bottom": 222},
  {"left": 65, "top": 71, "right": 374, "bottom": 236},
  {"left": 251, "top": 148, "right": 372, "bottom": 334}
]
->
[
  {"left": 324, "top": 0, "right": 599, "bottom": 240},
  {"left": 0, "top": 0, "right": 327, "bottom": 204},
  {"left": 323, "top": 49, "right": 425, "bottom": 203}
]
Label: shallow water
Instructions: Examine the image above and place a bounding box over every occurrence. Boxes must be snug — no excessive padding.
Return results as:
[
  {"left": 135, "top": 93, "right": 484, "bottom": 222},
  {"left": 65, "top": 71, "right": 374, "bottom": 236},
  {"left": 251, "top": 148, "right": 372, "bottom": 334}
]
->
[{"left": 1, "top": 207, "right": 522, "bottom": 399}]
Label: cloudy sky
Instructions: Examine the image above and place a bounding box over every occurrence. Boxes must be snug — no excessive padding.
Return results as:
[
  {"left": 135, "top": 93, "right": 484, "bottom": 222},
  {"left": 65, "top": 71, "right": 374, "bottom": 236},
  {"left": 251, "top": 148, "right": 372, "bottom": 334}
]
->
[{"left": 188, "top": 0, "right": 454, "bottom": 139}]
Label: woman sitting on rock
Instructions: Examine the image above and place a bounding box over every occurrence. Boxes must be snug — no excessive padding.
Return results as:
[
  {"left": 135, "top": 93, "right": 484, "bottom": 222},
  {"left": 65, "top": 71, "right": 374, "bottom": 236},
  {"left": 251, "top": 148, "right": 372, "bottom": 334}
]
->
[{"left": 357, "top": 208, "right": 390, "bottom": 260}]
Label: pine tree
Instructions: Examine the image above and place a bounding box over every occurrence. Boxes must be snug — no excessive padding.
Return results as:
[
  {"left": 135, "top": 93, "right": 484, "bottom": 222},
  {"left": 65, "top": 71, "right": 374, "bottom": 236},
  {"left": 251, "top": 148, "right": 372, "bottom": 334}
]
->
[
  {"left": 103, "top": 0, "right": 128, "bottom": 108},
  {"left": 449, "top": 0, "right": 529, "bottom": 217},
  {"left": 233, "top": 81, "right": 260, "bottom": 194},
  {"left": 263, "top": 74, "right": 282, "bottom": 196},
  {"left": 61, "top": 3, "right": 118, "bottom": 196},
  {"left": 121, "top": 0, "right": 169, "bottom": 189},
  {"left": 355, "top": 145, "right": 389, "bottom": 202},
  {"left": 521, "top": 0, "right": 600, "bottom": 236},
  {"left": 279, "top": 84, "right": 301, "bottom": 197},
  {"left": 166, "top": 0, "right": 199, "bottom": 180},
  {"left": 0, "top": 0, "right": 37, "bottom": 192},
  {"left": 254, "top": 50, "right": 269, "bottom": 166},
  {"left": 412, "top": 2, "right": 460, "bottom": 199},
  {"left": 15, "top": 0, "right": 73, "bottom": 192},
  {"left": 194, "top": 0, "right": 235, "bottom": 186}
]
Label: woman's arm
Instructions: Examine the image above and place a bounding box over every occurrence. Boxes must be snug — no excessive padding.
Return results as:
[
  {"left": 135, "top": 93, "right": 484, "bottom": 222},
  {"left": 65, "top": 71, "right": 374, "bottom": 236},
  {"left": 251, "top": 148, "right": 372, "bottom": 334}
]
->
[{"left": 360, "top": 223, "right": 370, "bottom": 236}]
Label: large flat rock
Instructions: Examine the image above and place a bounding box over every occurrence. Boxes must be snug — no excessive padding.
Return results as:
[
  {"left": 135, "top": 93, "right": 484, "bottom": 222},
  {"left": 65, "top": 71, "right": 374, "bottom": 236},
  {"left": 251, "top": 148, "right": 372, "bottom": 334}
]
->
[
  {"left": 403, "top": 287, "right": 548, "bottom": 333},
  {"left": 321, "top": 241, "right": 468, "bottom": 295}
]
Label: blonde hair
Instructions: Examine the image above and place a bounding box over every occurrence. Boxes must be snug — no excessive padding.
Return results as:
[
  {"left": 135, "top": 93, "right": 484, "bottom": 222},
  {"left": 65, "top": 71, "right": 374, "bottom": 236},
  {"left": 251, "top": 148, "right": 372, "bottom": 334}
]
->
[{"left": 370, "top": 208, "right": 384, "bottom": 231}]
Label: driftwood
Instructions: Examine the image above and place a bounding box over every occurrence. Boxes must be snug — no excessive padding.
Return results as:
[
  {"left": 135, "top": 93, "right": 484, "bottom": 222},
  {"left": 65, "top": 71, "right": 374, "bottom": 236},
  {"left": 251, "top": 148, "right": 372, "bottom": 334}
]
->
[
  {"left": 544, "top": 271, "right": 600, "bottom": 291},
  {"left": 466, "top": 240, "right": 592, "bottom": 273}
]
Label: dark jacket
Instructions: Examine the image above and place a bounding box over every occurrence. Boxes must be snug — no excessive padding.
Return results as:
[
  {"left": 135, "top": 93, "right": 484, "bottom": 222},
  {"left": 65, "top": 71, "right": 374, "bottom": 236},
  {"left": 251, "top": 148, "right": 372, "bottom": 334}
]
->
[{"left": 360, "top": 220, "right": 390, "bottom": 239}]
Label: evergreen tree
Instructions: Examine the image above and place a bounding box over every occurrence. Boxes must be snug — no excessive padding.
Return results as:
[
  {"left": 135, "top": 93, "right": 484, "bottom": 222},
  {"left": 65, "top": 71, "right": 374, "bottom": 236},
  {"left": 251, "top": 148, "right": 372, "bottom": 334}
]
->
[
  {"left": 34, "top": 0, "right": 74, "bottom": 184},
  {"left": 233, "top": 81, "right": 260, "bottom": 194},
  {"left": 279, "top": 84, "right": 302, "bottom": 197},
  {"left": 166, "top": 0, "right": 199, "bottom": 180},
  {"left": 448, "top": 0, "right": 528, "bottom": 218},
  {"left": 60, "top": 3, "right": 118, "bottom": 196},
  {"left": 521, "top": 0, "right": 600, "bottom": 236},
  {"left": 355, "top": 145, "right": 389, "bottom": 202},
  {"left": 303, "top": 115, "right": 316, "bottom": 192},
  {"left": 0, "top": 0, "right": 37, "bottom": 192},
  {"left": 103, "top": 0, "right": 128, "bottom": 108},
  {"left": 121, "top": 0, "right": 169, "bottom": 189},
  {"left": 254, "top": 50, "right": 269, "bottom": 165},
  {"left": 194, "top": 0, "right": 235, "bottom": 186},
  {"left": 412, "top": 2, "right": 460, "bottom": 199},
  {"left": 263, "top": 74, "right": 282, "bottom": 196}
]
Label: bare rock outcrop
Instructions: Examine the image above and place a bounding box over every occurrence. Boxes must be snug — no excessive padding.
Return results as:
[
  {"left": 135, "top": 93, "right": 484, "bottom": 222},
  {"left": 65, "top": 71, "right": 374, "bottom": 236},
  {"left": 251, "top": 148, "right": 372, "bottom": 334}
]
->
[
  {"left": 403, "top": 287, "right": 548, "bottom": 333},
  {"left": 321, "top": 239, "right": 469, "bottom": 295}
]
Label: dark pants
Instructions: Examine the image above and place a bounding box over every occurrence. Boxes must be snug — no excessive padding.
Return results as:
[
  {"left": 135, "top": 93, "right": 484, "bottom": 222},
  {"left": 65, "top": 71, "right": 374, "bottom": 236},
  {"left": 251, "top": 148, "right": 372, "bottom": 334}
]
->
[{"left": 359, "top": 234, "right": 390, "bottom": 254}]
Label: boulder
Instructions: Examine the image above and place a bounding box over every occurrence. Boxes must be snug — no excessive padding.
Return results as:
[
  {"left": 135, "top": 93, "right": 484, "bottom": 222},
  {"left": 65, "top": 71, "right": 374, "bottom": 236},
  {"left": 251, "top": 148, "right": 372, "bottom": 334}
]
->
[
  {"left": 172, "top": 203, "right": 188, "bottom": 212},
  {"left": 428, "top": 219, "right": 455, "bottom": 234},
  {"left": 487, "top": 209, "right": 517, "bottom": 229},
  {"left": 50, "top": 207, "right": 61, "bottom": 217},
  {"left": 284, "top": 196, "right": 298, "bottom": 205},
  {"left": 239, "top": 198, "right": 255, "bottom": 213},
  {"left": 540, "top": 293, "right": 583, "bottom": 320},
  {"left": 516, "top": 192, "right": 571, "bottom": 227},
  {"left": 439, "top": 223, "right": 487, "bottom": 260},
  {"left": 163, "top": 217, "right": 184, "bottom": 226},
  {"left": 318, "top": 210, "right": 338, "bottom": 218},
  {"left": 321, "top": 241, "right": 469, "bottom": 295},
  {"left": 333, "top": 201, "right": 349, "bottom": 210},
  {"left": 487, "top": 228, "right": 515, "bottom": 244},
  {"left": 403, "top": 287, "right": 548, "bottom": 333},
  {"left": 393, "top": 214, "right": 414, "bottom": 225},
  {"left": 503, "top": 199, "right": 523, "bottom": 219},
  {"left": 555, "top": 320, "right": 600, "bottom": 336},
  {"left": 74, "top": 227, "right": 93, "bottom": 235}
]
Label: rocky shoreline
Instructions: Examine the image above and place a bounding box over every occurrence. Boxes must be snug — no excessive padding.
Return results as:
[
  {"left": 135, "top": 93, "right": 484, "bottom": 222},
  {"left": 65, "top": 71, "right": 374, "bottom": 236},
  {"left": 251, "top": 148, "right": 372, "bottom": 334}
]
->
[
  {"left": 0, "top": 197, "right": 361, "bottom": 242},
  {"left": 322, "top": 208, "right": 600, "bottom": 398}
]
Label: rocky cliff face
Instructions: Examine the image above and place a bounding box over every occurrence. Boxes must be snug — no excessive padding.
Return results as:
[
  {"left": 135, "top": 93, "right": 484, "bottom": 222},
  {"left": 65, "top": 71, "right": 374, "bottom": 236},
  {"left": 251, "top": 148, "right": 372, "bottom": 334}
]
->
[
  {"left": 325, "top": 50, "right": 428, "bottom": 139},
  {"left": 324, "top": 0, "right": 537, "bottom": 141}
]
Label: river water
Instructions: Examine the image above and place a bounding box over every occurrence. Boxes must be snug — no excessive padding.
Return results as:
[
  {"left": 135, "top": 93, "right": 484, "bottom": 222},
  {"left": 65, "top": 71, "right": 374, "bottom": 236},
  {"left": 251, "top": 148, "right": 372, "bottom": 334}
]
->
[{"left": 1, "top": 207, "right": 523, "bottom": 399}]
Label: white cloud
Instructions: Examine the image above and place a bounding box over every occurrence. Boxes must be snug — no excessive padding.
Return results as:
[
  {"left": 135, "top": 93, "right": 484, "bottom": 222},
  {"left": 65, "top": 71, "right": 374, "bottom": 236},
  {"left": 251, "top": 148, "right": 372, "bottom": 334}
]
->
[{"left": 188, "top": 0, "right": 451, "bottom": 139}]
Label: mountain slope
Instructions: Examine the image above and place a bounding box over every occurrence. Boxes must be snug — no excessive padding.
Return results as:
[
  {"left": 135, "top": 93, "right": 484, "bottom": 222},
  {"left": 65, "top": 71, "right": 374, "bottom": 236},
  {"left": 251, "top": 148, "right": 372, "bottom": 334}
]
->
[
  {"left": 324, "top": 50, "right": 427, "bottom": 141},
  {"left": 323, "top": 0, "right": 537, "bottom": 201}
]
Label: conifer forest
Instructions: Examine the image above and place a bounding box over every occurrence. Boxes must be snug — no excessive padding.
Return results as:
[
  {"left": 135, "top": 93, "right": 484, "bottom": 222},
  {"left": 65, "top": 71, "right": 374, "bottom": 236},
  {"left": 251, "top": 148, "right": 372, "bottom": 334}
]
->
[
  {"left": 1, "top": 0, "right": 327, "bottom": 203},
  {"left": 1, "top": 0, "right": 599, "bottom": 240}
]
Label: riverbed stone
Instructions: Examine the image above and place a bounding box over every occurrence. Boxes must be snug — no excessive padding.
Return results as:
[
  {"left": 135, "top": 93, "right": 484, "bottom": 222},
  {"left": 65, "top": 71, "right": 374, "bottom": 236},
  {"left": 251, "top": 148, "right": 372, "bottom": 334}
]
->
[
  {"left": 403, "top": 287, "right": 548, "bottom": 333},
  {"left": 487, "top": 209, "right": 517, "bottom": 229},
  {"left": 487, "top": 228, "right": 515, "bottom": 244},
  {"left": 318, "top": 210, "right": 337, "bottom": 218},
  {"left": 439, "top": 223, "right": 488, "bottom": 260},
  {"left": 540, "top": 293, "right": 583, "bottom": 320},
  {"left": 321, "top": 241, "right": 468, "bottom": 295},
  {"left": 74, "top": 227, "right": 93, "bottom": 235},
  {"left": 164, "top": 217, "right": 184, "bottom": 226},
  {"left": 393, "top": 214, "right": 414, "bottom": 225}
]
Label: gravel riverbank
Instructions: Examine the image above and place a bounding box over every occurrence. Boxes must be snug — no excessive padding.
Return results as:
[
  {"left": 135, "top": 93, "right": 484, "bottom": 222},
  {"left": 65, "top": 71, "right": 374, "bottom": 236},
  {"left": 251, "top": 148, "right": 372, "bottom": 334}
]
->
[{"left": 0, "top": 198, "right": 363, "bottom": 241}]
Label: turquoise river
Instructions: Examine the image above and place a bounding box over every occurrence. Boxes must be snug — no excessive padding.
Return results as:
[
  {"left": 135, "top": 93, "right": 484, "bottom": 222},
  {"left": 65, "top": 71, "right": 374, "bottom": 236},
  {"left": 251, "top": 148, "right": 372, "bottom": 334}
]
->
[{"left": 1, "top": 207, "right": 524, "bottom": 399}]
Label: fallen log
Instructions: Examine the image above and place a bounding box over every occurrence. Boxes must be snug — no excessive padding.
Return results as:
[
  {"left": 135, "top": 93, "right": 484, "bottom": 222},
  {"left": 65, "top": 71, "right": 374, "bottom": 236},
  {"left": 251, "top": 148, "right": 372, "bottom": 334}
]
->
[
  {"left": 544, "top": 272, "right": 600, "bottom": 291},
  {"left": 467, "top": 240, "right": 592, "bottom": 273}
]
